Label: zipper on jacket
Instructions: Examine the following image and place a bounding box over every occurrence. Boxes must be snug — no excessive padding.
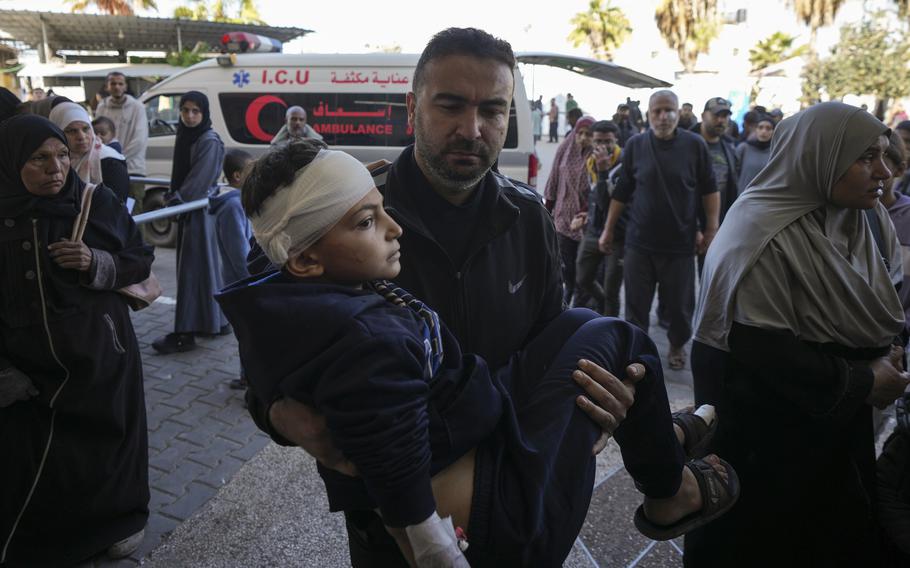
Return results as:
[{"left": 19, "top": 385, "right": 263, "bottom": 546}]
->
[{"left": 1, "top": 219, "right": 71, "bottom": 563}]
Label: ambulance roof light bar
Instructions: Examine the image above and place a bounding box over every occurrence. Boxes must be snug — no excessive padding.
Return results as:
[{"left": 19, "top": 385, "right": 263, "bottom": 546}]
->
[{"left": 220, "top": 31, "right": 282, "bottom": 54}]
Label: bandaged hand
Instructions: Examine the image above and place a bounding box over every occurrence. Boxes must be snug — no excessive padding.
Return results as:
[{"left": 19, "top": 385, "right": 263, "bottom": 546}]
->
[
  {"left": 404, "top": 512, "right": 470, "bottom": 568},
  {"left": 0, "top": 366, "right": 39, "bottom": 408}
]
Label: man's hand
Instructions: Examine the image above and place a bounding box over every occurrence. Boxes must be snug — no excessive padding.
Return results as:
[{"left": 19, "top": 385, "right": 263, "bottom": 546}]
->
[
  {"left": 868, "top": 347, "right": 910, "bottom": 410},
  {"left": 0, "top": 366, "right": 39, "bottom": 408},
  {"left": 572, "top": 360, "right": 646, "bottom": 454},
  {"left": 569, "top": 212, "right": 587, "bottom": 232},
  {"left": 48, "top": 240, "right": 93, "bottom": 272},
  {"left": 593, "top": 146, "right": 611, "bottom": 171},
  {"left": 598, "top": 228, "right": 614, "bottom": 255},
  {"left": 269, "top": 397, "right": 358, "bottom": 476},
  {"left": 701, "top": 226, "right": 718, "bottom": 253}
]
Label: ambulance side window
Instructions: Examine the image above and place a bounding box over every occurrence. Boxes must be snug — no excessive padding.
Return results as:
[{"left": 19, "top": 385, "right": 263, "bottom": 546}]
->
[{"left": 145, "top": 94, "right": 183, "bottom": 137}]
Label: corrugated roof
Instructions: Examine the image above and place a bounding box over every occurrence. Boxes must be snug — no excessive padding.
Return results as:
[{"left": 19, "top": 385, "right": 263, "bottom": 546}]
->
[{"left": 0, "top": 10, "right": 310, "bottom": 53}]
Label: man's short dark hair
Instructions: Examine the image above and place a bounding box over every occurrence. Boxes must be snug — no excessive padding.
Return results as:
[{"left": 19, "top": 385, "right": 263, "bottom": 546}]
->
[
  {"left": 567, "top": 108, "right": 583, "bottom": 122},
  {"left": 91, "top": 115, "right": 116, "bottom": 135},
  {"left": 592, "top": 120, "right": 619, "bottom": 135},
  {"left": 682, "top": 102, "right": 693, "bottom": 110},
  {"left": 887, "top": 131, "right": 907, "bottom": 166},
  {"left": 897, "top": 120, "right": 910, "bottom": 132},
  {"left": 413, "top": 28, "right": 515, "bottom": 93},
  {"left": 241, "top": 140, "right": 328, "bottom": 217},
  {"left": 743, "top": 111, "right": 759, "bottom": 125},
  {"left": 105, "top": 71, "right": 126, "bottom": 83},
  {"left": 223, "top": 149, "right": 254, "bottom": 182}
]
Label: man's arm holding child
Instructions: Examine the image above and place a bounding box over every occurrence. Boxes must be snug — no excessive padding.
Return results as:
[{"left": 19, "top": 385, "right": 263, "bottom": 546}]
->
[{"left": 267, "top": 361, "right": 645, "bottom": 469}]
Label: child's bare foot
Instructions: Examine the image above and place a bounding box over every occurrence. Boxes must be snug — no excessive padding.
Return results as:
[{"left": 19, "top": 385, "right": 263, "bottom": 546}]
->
[{"left": 634, "top": 454, "right": 739, "bottom": 541}]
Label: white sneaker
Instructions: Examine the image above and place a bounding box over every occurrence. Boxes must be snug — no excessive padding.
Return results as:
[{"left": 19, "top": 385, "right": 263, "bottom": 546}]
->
[{"left": 107, "top": 528, "right": 145, "bottom": 559}]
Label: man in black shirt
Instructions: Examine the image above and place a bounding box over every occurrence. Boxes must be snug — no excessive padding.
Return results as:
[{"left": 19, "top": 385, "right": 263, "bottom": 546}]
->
[
  {"left": 248, "top": 28, "right": 647, "bottom": 566},
  {"left": 600, "top": 90, "right": 719, "bottom": 371}
]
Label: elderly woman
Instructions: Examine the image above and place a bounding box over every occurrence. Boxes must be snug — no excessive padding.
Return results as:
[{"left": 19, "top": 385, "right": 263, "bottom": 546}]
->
[
  {"left": 49, "top": 101, "right": 130, "bottom": 203},
  {"left": 685, "top": 102, "right": 909, "bottom": 565},
  {"left": 0, "top": 115, "right": 153, "bottom": 565}
]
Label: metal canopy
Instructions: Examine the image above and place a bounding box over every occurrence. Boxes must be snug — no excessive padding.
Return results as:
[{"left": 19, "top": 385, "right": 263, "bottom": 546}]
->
[
  {"left": 0, "top": 9, "right": 311, "bottom": 53},
  {"left": 516, "top": 52, "right": 672, "bottom": 89}
]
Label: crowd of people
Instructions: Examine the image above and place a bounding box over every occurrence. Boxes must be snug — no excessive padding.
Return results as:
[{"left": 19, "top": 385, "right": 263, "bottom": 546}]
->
[{"left": 2, "top": 23, "right": 910, "bottom": 568}]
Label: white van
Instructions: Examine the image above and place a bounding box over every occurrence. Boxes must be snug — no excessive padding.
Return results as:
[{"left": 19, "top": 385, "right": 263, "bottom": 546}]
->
[{"left": 138, "top": 52, "right": 668, "bottom": 245}]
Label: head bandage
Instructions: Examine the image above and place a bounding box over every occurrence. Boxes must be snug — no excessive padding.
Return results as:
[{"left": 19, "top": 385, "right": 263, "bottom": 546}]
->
[{"left": 251, "top": 150, "right": 375, "bottom": 266}]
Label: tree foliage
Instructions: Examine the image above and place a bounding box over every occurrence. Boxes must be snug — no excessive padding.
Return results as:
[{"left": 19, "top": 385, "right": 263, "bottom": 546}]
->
[
  {"left": 66, "top": 0, "right": 157, "bottom": 16},
  {"left": 787, "top": 0, "right": 845, "bottom": 50},
  {"left": 749, "top": 32, "right": 808, "bottom": 72},
  {"left": 654, "top": 0, "right": 720, "bottom": 73},
  {"left": 173, "top": 0, "right": 265, "bottom": 25},
  {"left": 165, "top": 41, "right": 210, "bottom": 67},
  {"left": 567, "top": 0, "right": 632, "bottom": 61},
  {"left": 800, "top": 14, "right": 910, "bottom": 106}
]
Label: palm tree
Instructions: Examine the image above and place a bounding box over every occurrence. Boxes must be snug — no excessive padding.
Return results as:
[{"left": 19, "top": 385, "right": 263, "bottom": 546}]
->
[
  {"left": 65, "top": 0, "right": 157, "bottom": 16},
  {"left": 788, "top": 0, "right": 845, "bottom": 52},
  {"left": 748, "top": 32, "right": 808, "bottom": 103},
  {"left": 654, "top": 0, "right": 720, "bottom": 74},
  {"left": 174, "top": 0, "right": 265, "bottom": 25},
  {"left": 567, "top": 0, "right": 632, "bottom": 61}
]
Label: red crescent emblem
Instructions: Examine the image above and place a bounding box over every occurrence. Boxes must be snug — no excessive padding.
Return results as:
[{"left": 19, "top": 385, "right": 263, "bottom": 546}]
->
[{"left": 244, "top": 95, "right": 287, "bottom": 142}]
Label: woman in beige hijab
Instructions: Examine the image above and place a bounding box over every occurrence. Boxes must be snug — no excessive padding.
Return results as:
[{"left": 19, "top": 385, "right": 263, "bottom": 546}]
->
[{"left": 684, "top": 102, "right": 909, "bottom": 566}]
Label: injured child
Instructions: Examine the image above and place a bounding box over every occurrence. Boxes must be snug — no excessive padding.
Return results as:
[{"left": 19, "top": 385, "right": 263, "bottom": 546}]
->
[{"left": 216, "top": 142, "right": 740, "bottom": 567}]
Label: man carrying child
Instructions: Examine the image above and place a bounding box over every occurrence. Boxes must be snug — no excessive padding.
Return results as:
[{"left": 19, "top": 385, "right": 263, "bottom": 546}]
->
[{"left": 233, "top": 28, "right": 739, "bottom": 567}]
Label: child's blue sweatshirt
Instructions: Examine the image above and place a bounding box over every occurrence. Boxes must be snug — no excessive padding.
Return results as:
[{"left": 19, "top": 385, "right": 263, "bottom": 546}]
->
[{"left": 216, "top": 271, "right": 504, "bottom": 528}]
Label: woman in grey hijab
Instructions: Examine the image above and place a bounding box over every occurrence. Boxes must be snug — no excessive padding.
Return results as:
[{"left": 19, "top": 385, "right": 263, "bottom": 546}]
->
[{"left": 684, "top": 102, "right": 909, "bottom": 566}]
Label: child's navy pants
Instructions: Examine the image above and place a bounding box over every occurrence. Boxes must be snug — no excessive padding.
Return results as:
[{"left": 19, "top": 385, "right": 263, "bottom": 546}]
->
[{"left": 465, "top": 308, "right": 685, "bottom": 567}]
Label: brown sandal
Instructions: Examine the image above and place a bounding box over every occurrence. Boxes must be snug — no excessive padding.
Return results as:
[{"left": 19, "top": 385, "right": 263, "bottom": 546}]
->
[{"left": 633, "top": 456, "right": 740, "bottom": 541}]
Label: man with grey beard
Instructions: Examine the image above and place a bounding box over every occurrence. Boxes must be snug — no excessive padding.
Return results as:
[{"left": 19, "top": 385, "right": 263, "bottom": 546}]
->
[
  {"left": 270, "top": 105, "right": 323, "bottom": 146},
  {"left": 600, "top": 90, "right": 719, "bottom": 371},
  {"left": 245, "top": 27, "right": 647, "bottom": 567}
]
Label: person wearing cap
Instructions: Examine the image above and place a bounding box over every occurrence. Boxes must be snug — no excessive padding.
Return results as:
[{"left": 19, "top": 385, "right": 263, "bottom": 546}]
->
[
  {"left": 769, "top": 107, "right": 784, "bottom": 125},
  {"left": 545, "top": 114, "right": 597, "bottom": 307},
  {"left": 692, "top": 97, "right": 740, "bottom": 226},
  {"left": 599, "top": 89, "right": 719, "bottom": 371}
]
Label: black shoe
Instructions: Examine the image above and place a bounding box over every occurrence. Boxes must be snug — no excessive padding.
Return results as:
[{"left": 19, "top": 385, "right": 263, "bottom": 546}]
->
[
  {"left": 228, "top": 378, "right": 248, "bottom": 390},
  {"left": 152, "top": 333, "right": 196, "bottom": 354}
]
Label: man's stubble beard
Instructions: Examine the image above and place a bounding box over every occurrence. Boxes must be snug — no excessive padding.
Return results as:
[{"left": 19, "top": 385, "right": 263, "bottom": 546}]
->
[{"left": 413, "top": 113, "right": 496, "bottom": 196}]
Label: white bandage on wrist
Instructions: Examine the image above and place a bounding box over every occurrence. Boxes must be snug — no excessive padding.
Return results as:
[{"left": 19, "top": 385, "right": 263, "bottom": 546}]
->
[{"left": 404, "top": 512, "right": 470, "bottom": 567}]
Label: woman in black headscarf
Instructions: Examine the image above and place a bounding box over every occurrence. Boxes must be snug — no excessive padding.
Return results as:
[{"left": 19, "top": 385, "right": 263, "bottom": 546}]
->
[
  {"left": 152, "top": 91, "right": 227, "bottom": 353},
  {"left": 0, "top": 115, "right": 153, "bottom": 566}
]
